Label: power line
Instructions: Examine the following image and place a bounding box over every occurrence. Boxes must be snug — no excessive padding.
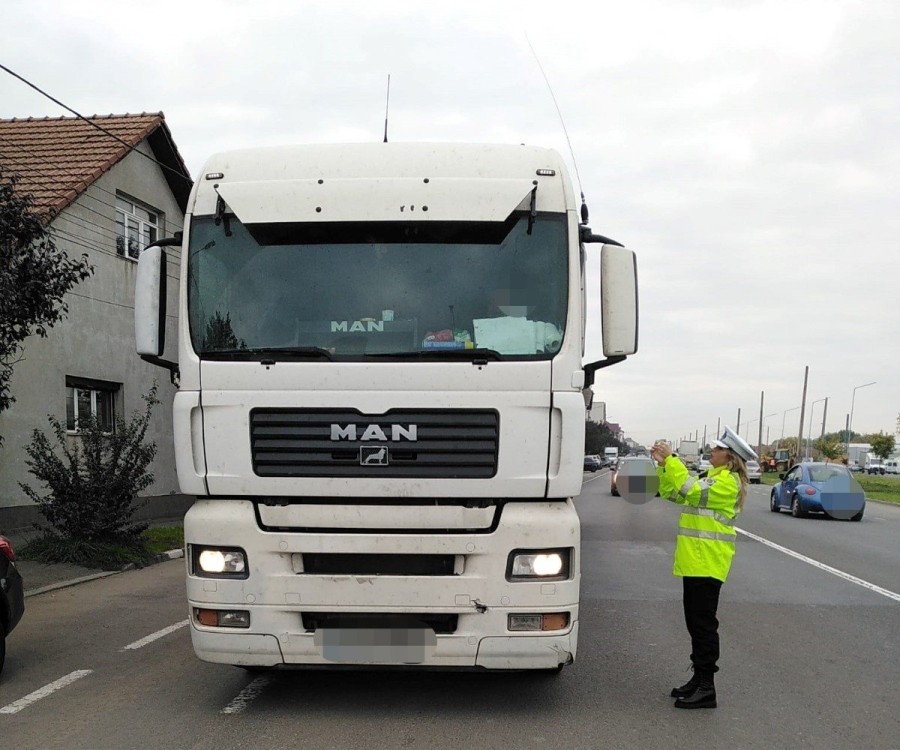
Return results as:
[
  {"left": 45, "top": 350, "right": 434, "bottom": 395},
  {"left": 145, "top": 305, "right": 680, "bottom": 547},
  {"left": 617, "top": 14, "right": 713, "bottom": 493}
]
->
[
  {"left": 66, "top": 289, "right": 179, "bottom": 320},
  {"left": 0, "top": 62, "right": 192, "bottom": 186}
]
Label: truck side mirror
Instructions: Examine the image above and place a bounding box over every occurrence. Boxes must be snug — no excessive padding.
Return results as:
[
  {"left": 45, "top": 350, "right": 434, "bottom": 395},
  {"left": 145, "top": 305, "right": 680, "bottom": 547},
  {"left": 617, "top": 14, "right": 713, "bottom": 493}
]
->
[
  {"left": 600, "top": 244, "right": 638, "bottom": 358},
  {"left": 134, "top": 239, "right": 180, "bottom": 383},
  {"left": 135, "top": 245, "right": 166, "bottom": 356},
  {"left": 582, "top": 240, "right": 639, "bottom": 387}
]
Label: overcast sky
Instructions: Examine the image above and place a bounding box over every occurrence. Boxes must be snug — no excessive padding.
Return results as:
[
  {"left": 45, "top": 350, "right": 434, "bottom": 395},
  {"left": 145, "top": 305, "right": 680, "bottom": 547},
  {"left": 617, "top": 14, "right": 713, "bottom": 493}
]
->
[{"left": 2, "top": 0, "right": 898, "bottom": 448}]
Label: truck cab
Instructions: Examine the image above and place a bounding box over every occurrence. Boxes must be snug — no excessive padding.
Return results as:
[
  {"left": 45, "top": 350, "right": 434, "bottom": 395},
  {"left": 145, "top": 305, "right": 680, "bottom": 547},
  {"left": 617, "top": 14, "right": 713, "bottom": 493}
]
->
[{"left": 135, "top": 142, "right": 638, "bottom": 671}]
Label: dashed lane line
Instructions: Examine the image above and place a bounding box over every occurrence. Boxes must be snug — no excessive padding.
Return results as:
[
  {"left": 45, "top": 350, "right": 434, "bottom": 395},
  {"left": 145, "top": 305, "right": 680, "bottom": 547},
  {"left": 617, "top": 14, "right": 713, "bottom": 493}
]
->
[
  {"left": 0, "top": 670, "right": 93, "bottom": 714},
  {"left": 121, "top": 619, "right": 190, "bottom": 651},
  {"left": 221, "top": 676, "right": 271, "bottom": 715},
  {"left": 735, "top": 526, "right": 900, "bottom": 603}
]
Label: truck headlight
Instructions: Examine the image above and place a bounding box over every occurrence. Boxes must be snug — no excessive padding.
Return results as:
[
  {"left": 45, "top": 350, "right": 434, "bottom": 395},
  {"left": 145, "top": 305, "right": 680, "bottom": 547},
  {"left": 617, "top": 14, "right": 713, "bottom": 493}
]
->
[
  {"left": 191, "top": 546, "right": 248, "bottom": 578},
  {"left": 507, "top": 549, "right": 571, "bottom": 580}
]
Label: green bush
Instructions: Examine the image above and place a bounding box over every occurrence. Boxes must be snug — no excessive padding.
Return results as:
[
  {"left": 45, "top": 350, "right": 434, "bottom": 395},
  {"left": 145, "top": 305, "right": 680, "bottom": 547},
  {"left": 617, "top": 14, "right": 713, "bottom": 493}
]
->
[{"left": 19, "top": 386, "right": 160, "bottom": 564}]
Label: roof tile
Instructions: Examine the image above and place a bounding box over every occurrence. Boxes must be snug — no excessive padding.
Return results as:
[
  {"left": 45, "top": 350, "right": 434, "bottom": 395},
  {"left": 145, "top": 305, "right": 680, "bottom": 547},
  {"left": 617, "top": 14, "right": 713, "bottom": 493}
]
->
[{"left": 0, "top": 113, "right": 190, "bottom": 218}]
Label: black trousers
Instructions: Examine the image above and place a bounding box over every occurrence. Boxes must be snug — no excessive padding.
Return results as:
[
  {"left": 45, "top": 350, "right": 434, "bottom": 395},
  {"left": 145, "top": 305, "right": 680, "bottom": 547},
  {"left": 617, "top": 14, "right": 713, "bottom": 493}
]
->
[{"left": 682, "top": 576, "right": 723, "bottom": 675}]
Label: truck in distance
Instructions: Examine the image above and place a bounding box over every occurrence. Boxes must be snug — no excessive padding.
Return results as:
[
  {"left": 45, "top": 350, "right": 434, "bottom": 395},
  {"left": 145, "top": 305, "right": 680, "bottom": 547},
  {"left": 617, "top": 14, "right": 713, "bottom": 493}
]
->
[{"left": 135, "top": 142, "right": 638, "bottom": 672}]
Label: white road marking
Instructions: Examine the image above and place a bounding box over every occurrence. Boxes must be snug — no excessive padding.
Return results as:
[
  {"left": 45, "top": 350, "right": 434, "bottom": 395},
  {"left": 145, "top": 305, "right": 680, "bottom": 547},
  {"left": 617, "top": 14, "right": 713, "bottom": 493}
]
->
[
  {"left": 121, "top": 619, "right": 189, "bottom": 651},
  {"left": 735, "top": 527, "right": 900, "bottom": 603},
  {"left": 221, "top": 675, "right": 270, "bottom": 714},
  {"left": 0, "top": 670, "right": 93, "bottom": 714}
]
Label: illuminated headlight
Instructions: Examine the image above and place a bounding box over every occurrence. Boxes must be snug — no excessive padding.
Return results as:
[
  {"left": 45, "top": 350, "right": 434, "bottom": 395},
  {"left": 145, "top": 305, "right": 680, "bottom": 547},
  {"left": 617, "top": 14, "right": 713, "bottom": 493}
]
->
[
  {"left": 508, "top": 549, "right": 570, "bottom": 580},
  {"left": 192, "top": 546, "right": 248, "bottom": 578}
]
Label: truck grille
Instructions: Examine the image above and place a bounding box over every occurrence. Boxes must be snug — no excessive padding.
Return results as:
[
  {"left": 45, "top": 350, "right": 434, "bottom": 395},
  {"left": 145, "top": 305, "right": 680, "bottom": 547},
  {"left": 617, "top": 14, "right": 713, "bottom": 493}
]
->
[{"left": 250, "top": 409, "right": 499, "bottom": 478}]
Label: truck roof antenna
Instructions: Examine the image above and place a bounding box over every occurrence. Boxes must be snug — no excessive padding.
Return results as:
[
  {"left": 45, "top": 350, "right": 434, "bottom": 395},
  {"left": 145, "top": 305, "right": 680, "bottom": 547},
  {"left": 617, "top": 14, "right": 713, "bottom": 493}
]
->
[
  {"left": 383, "top": 74, "right": 391, "bottom": 143},
  {"left": 526, "top": 35, "right": 588, "bottom": 224}
]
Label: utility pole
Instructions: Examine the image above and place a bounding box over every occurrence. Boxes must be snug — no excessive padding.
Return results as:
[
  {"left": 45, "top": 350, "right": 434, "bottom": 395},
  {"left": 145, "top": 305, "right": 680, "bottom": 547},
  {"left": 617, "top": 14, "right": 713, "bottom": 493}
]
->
[
  {"left": 736, "top": 408, "right": 741, "bottom": 433},
  {"left": 797, "top": 365, "right": 809, "bottom": 461},
  {"left": 757, "top": 390, "right": 765, "bottom": 457},
  {"left": 820, "top": 397, "right": 828, "bottom": 440}
]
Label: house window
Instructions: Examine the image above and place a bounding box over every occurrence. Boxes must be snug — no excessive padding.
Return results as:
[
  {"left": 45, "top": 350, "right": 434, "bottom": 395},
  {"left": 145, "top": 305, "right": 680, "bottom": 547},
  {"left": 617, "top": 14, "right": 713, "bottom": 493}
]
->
[
  {"left": 116, "top": 195, "right": 159, "bottom": 260},
  {"left": 65, "top": 377, "right": 120, "bottom": 432}
]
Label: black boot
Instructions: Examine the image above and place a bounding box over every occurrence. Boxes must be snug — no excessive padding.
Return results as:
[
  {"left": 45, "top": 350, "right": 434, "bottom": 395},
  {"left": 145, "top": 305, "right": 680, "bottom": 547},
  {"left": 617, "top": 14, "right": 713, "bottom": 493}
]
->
[
  {"left": 670, "top": 669, "right": 701, "bottom": 698},
  {"left": 674, "top": 673, "right": 716, "bottom": 709}
]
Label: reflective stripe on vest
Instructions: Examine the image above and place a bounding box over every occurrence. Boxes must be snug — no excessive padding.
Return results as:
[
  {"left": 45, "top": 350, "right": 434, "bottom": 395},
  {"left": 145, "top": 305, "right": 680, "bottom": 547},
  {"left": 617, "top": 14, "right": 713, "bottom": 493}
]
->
[
  {"left": 677, "top": 527, "right": 736, "bottom": 543},
  {"left": 678, "top": 477, "right": 710, "bottom": 506},
  {"left": 682, "top": 506, "right": 735, "bottom": 527}
]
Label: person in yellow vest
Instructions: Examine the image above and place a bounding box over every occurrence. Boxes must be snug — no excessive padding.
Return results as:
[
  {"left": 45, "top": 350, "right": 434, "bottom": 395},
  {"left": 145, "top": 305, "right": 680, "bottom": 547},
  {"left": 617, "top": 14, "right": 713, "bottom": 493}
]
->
[{"left": 650, "top": 426, "right": 754, "bottom": 709}]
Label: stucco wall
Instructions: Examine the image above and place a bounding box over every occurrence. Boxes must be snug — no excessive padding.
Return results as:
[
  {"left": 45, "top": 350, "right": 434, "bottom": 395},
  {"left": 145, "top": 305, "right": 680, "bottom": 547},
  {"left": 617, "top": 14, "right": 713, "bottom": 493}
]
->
[{"left": 0, "top": 142, "right": 186, "bottom": 515}]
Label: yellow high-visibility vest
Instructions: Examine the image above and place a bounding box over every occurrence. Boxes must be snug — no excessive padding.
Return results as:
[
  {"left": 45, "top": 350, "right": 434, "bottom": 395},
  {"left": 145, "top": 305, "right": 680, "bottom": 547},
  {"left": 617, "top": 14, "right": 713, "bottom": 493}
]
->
[{"left": 657, "top": 456, "right": 740, "bottom": 582}]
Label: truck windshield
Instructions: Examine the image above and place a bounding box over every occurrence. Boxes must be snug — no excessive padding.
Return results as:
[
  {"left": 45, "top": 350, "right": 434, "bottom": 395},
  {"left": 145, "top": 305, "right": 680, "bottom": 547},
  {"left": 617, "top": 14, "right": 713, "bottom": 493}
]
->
[{"left": 187, "top": 213, "right": 568, "bottom": 359}]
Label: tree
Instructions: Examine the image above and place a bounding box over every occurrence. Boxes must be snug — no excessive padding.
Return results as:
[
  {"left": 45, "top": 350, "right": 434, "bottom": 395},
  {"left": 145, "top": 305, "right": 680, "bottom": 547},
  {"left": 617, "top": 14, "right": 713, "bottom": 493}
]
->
[
  {"left": 870, "top": 433, "right": 895, "bottom": 460},
  {"left": 19, "top": 386, "right": 160, "bottom": 567},
  {"left": 815, "top": 436, "right": 844, "bottom": 463},
  {"left": 0, "top": 169, "right": 93, "bottom": 441},
  {"left": 585, "top": 420, "right": 627, "bottom": 456}
]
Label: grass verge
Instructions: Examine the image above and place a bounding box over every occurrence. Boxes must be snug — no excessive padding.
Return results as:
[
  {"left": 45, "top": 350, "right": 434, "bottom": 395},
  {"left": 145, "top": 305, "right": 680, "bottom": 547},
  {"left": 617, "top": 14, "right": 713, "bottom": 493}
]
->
[{"left": 19, "top": 525, "right": 185, "bottom": 570}]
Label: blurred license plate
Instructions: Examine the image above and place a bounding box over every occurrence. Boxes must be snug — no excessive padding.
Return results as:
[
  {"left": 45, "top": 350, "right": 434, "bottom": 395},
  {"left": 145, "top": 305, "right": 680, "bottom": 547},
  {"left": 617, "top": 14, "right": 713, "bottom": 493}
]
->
[{"left": 314, "top": 627, "right": 436, "bottom": 664}]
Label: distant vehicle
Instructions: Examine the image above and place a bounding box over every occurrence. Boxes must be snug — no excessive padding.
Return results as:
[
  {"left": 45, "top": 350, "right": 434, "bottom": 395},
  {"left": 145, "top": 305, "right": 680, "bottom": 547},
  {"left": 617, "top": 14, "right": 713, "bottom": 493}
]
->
[
  {"left": 696, "top": 455, "right": 712, "bottom": 473},
  {"left": 848, "top": 461, "right": 864, "bottom": 473},
  {"left": 864, "top": 454, "right": 885, "bottom": 475},
  {"left": 883, "top": 458, "right": 900, "bottom": 475},
  {"left": 0, "top": 534, "right": 25, "bottom": 676},
  {"left": 746, "top": 460, "right": 761, "bottom": 484},
  {"left": 603, "top": 447, "right": 619, "bottom": 463},
  {"left": 847, "top": 443, "right": 872, "bottom": 469},
  {"left": 584, "top": 455, "right": 602, "bottom": 473},
  {"left": 770, "top": 463, "right": 865, "bottom": 521},
  {"left": 678, "top": 440, "right": 699, "bottom": 468},
  {"left": 611, "top": 455, "right": 659, "bottom": 497}
]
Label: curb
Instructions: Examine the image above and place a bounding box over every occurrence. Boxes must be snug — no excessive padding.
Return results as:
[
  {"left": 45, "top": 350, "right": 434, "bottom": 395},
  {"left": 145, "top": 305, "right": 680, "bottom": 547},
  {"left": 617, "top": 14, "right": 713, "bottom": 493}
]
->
[{"left": 24, "top": 548, "right": 184, "bottom": 598}]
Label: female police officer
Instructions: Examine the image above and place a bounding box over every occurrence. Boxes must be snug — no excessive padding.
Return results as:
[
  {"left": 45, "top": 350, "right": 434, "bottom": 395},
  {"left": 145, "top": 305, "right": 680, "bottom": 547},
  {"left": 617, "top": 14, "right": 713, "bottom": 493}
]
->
[{"left": 650, "top": 427, "right": 755, "bottom": 709}]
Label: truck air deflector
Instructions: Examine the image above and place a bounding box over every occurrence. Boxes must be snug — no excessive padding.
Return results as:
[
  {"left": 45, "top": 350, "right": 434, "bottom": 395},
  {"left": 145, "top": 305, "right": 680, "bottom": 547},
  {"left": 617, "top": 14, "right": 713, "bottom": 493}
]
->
[{"left": 213, "top": 178, "right": 537, "bottom": 224}]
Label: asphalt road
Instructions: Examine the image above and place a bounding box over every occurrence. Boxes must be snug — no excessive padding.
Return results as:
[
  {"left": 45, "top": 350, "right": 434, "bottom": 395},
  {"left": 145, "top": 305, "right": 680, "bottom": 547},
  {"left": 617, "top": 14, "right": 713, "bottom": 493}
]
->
[{"left": 2, "top": 472, "right": 898, "bottom": 750}]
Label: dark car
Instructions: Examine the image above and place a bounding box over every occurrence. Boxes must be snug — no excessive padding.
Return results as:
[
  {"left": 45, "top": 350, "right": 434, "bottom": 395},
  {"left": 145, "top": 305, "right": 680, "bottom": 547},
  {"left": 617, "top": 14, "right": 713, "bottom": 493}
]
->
[
  {"left": 770, "top": 462, "right": 865, "bottom": 521},
  {"left": 1, "top": 534, "right": 25, "bottom": 676},
  {"left": 584, "top": 455, "right": 602, "bottom": 472},
  {"left": 611, "top": 455, "right": 660, "bottom": 497}
]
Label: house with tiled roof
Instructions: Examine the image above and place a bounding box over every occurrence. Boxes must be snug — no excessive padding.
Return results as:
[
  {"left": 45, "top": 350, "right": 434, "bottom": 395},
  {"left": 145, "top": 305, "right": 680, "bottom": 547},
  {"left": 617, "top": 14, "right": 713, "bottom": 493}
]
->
[{"left": 0, "top": 113, "right": 193, "bottom": 529}]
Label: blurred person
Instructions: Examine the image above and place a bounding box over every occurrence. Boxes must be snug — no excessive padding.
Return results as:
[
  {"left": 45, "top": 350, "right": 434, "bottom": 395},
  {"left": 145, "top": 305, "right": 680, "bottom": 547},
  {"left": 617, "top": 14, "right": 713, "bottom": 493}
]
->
[{"left": 650, "top": 426, "right": 755, "bottom": 709}]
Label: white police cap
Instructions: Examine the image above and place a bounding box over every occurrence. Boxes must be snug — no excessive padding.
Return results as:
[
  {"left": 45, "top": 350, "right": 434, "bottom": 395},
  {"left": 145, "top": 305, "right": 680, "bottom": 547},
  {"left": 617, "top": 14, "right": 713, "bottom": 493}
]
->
[{"left": 711, "top": 425, "right": 758, "bottom": 463}]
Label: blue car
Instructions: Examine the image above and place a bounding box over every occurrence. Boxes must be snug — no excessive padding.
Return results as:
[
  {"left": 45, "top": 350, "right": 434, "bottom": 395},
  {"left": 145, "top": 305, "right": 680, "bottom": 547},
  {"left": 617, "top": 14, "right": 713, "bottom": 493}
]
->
[{"left": 770, "top": 462, "right": 865, "bottom": 521}]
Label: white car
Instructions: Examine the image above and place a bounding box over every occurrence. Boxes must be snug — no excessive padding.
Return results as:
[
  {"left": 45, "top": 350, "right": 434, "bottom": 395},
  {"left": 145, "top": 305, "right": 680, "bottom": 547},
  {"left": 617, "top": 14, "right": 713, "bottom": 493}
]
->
[
  {"left": 746, "top": 460, "right": 762, "bottom": 484},
  {"left": 696, "top": 456, "right": 712, "bottom": 473}
]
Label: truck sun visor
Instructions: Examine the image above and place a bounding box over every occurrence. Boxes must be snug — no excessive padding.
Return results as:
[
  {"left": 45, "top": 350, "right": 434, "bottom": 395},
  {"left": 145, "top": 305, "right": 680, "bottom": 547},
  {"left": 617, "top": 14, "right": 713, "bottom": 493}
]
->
[{"left": 211, "top": 177, "right": 538, "bottom": 225}]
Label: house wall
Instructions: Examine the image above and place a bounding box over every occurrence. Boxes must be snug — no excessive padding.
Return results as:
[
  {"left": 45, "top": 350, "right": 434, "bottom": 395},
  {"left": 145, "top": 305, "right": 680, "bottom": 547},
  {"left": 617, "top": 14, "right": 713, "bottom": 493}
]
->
[{"left": 0, "top": 142, "right": 192, "bottom": 530}]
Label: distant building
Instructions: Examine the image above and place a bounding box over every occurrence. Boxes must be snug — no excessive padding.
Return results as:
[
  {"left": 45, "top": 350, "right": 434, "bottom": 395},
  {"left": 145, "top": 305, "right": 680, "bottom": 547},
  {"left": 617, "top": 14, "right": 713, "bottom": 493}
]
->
[{"left": 0, "top": 113, "right": 192, "bottom": 530}]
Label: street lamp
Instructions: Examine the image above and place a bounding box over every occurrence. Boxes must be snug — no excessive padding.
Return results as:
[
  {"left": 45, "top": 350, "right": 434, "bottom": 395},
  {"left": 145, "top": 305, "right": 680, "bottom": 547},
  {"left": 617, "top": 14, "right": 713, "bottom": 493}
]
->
[
  {"left": 806, "top": 398, "right": 828, "bottom": 459},
  {"left": 779, "top": 406, "right": 801, "bottom": 449},
  {"left": 847, "top": 381, "right": 876, "bottom": 457}
]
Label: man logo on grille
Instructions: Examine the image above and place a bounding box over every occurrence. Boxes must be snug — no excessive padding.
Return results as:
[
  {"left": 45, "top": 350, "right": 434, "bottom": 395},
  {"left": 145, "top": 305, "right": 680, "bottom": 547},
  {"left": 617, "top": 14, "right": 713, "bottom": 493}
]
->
[{"left": 361, "top": 446, "right": 389, "bottom": 465}]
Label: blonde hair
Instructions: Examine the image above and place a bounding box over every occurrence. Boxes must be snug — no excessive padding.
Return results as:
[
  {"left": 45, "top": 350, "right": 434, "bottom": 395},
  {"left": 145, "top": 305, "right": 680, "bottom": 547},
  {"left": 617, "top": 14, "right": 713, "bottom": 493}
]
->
[{"left": 726, "top": 452, "right": 749, "bottom": 512}]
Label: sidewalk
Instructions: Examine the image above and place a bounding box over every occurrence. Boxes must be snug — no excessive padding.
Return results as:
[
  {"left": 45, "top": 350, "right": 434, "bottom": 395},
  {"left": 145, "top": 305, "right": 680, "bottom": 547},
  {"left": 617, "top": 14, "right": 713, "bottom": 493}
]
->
[{"left": 3, "top": 522, "right": 184, "bottom": 597}]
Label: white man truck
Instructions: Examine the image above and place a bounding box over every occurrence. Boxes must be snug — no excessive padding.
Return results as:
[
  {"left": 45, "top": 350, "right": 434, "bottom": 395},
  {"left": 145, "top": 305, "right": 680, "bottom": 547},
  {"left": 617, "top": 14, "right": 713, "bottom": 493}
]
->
[{"left": 135, "top": 143, "right": 638, "bottom": 671}]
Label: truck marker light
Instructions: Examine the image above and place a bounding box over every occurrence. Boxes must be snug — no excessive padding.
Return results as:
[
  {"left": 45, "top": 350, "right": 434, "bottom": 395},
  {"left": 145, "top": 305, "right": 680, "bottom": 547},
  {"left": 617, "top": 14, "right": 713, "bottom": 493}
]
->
[
  {"left": 508, "top": 613, "right": 570, "bottom": 631},
  {"left": 195, "top": 609, "right": 251, "bottom": 628}
]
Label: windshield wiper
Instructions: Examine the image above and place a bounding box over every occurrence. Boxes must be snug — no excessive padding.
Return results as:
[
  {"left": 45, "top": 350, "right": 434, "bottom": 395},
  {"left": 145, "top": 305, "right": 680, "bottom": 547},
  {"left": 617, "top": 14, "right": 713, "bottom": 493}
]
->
[
  {"left": 202, "top": 347, "right": 333, "bottom": 362},
  {"left": 364, "top": 348, "right": 504, "bottom": 362}
]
